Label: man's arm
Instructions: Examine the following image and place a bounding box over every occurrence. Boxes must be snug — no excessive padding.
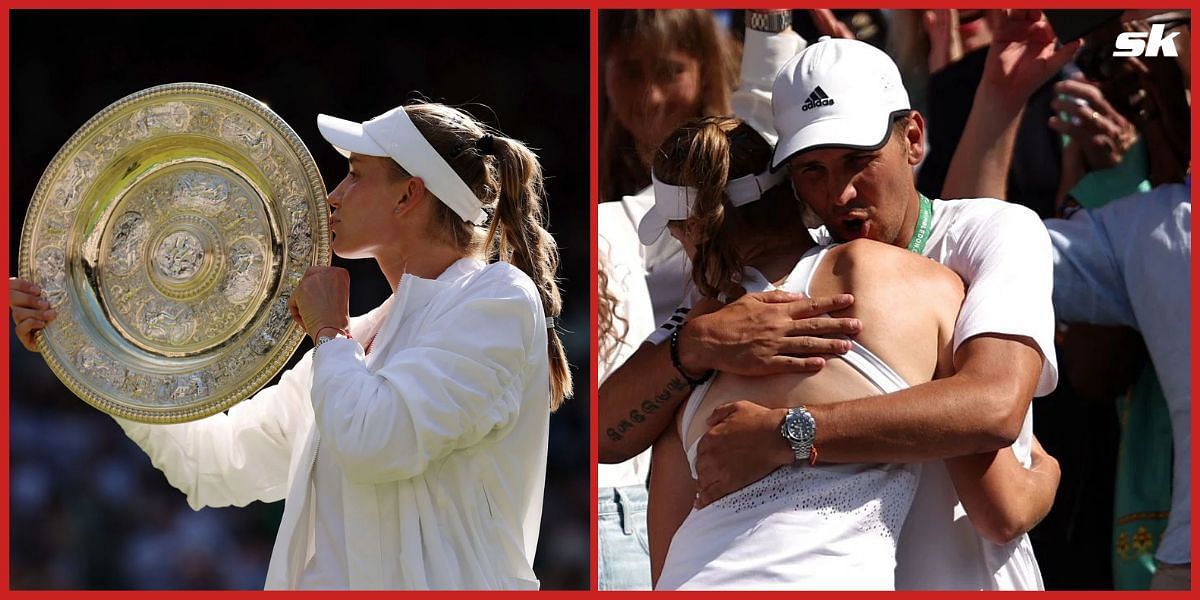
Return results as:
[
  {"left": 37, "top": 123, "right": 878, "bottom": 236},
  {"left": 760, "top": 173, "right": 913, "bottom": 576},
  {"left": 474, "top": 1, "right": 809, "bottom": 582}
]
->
[
  {"left": 695, "top": 333, "right": 1043, "bottom": 506},
  {"left": 598, "top": 291, "right": 859, "bottom": 464},
  {"left": 946, "top": 436, "right": 1061, "bottom": 545}
]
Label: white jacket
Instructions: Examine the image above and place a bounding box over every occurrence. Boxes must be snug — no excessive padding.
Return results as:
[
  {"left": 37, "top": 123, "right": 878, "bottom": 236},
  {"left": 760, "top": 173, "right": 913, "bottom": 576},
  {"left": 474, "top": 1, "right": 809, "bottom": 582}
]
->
[{"left": 116, "top": 257, "right": 551, "bottom": 589}]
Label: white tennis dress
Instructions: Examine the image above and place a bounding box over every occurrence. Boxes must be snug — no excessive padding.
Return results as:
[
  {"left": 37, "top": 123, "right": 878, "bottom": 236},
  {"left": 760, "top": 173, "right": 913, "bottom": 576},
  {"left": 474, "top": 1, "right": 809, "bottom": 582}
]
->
[{"left": 656, "top": 246, "right": 921, "bottom": 590}]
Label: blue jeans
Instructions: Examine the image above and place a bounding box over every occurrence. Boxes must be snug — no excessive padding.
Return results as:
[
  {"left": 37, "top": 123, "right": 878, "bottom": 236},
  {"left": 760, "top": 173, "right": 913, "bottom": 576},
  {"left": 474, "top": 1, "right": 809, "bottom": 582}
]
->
[{"left": 597, "top": 484, "right": 652, "bottom": 590}]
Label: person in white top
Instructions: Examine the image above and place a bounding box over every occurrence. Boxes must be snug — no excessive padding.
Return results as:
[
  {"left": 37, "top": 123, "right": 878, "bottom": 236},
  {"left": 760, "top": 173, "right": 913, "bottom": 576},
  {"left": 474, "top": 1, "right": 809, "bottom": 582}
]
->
[
  {"left": 596, "top": 202, "right": 657, "bottom": 590},
  {"left": 641, "top": 116, "right": 964, "bottom": 589},
  {"left": 600, "top": 11, "right": 1074, "bottom": 590},
  {"left": 10, "top": 102, "right": 570, "bottom": 590}
]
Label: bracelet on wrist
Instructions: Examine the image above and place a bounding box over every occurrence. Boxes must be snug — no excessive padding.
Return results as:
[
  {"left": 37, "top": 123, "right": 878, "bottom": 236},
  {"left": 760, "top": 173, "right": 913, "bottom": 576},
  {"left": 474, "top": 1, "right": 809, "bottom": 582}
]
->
[
  {"left": 315, "top": 326, "right": 351, "bottom": 339},
  {"left": 670, "top": 321, "right": 713, "bottom": 388},
  {"left": 313, "top": 326, "right": 352, "bottom": 347}
]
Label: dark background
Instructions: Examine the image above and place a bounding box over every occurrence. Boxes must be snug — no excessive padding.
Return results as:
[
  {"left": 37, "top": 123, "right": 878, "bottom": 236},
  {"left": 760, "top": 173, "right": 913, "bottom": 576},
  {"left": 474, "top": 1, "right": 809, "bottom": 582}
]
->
[{"left": 7, "top": 10, "right": 590, "bottom": 589}]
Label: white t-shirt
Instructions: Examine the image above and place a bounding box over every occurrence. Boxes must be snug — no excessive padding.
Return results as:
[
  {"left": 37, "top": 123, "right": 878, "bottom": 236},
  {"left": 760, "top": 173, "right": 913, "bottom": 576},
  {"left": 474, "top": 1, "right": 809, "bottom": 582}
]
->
[
  {"left": 598, "top": 201, "right": 657, "bottom": 487},
  {"left": 894, "top": 197, "right": 1058, "bottom": 590}
]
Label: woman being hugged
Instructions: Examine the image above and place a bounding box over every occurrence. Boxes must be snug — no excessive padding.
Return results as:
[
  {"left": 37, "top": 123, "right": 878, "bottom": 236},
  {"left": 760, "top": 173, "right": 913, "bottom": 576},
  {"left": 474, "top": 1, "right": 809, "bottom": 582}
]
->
[
  {"left": 11, "top": 102, "right": 570, "bottom": 590},
  {"left": 643, "top": 116, "right": 1050, "bottom": 589}
]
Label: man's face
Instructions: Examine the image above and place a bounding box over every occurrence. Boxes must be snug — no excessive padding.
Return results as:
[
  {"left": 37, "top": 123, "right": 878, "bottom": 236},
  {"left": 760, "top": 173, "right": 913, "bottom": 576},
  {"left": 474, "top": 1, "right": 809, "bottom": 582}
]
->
[{"left": 786, "top": 115, "right": 925, "bottom": 247}]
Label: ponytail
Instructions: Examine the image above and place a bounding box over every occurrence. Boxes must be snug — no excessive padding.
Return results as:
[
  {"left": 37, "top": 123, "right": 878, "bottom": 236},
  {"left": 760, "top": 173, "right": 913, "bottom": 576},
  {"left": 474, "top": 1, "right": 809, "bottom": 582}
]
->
[
  {"left": 653, "top": 117, "right": 748, "bottom": 298},
  {"left": 401, "top": 103, "right": 572, "bottom": 410},
  {"left": 486, "top": 136, "right": 572, "bottom": 410}
]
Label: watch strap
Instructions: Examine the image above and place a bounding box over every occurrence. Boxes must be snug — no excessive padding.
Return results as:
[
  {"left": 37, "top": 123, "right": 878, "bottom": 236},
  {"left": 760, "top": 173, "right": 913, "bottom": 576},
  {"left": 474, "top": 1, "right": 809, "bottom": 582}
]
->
[{"left": 746, "top": 10, "right": 792, "bottom": 34}]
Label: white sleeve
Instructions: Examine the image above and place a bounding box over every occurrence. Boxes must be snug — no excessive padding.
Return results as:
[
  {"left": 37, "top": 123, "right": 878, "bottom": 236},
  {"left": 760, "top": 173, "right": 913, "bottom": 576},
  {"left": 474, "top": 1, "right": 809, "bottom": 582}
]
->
[
  {"left": 114, "top": 353, "right": 313, "bottom": 510},
  {"left": 644, "top": 287, "right": 701, "bottom": 347},
  {"left": 946, "top": 203, "right": 1059, "bottom": 396},
  {"left": 732, "top": 26, "right": 805, "bottom": 145},
  {"left": 1045, "top": 200, "right": 1138, "bottom": 328},
  {"left": 309, "top": 279, "right": 539, "bottom": 484}
]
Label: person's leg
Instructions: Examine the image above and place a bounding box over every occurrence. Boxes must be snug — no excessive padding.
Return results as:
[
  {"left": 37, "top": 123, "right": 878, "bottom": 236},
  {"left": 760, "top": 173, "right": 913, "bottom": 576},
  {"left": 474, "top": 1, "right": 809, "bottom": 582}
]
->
[{"left": 597, "top": 485, "right": 652, "bottom": 590}]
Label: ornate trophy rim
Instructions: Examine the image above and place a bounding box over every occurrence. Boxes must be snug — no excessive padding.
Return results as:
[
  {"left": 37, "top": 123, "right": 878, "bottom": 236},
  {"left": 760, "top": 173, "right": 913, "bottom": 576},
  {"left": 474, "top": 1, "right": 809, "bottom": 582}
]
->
[{"left": 19, "top": 82, "right": 331, "bottom": 423}]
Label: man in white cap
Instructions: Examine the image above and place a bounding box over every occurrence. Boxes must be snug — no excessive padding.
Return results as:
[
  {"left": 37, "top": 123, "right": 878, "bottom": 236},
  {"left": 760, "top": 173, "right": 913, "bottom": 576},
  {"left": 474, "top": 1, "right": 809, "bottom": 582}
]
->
[{"left": 599, "top": 11, "right": 1078, "bottom": 590}]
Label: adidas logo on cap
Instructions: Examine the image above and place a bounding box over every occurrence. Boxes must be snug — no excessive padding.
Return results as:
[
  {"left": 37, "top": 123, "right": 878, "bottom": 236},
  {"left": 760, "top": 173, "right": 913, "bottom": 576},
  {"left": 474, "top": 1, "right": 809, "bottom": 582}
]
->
[{"left": 800, "top": 86, "right": 834, "bottom": 111}]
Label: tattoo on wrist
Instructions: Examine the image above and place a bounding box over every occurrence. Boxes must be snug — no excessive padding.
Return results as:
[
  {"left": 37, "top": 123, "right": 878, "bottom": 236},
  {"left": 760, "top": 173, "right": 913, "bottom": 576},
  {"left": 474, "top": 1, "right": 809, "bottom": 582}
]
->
[{"left": 605, "top": 376, "right": 689, "bottom": 442}]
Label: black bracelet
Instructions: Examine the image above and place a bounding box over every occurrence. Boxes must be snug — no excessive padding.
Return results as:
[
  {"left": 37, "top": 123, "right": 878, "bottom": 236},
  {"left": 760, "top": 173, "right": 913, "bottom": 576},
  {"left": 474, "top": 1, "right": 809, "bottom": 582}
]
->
[{"left": 670, "top": 321, "right": 713, "bottom": 387}]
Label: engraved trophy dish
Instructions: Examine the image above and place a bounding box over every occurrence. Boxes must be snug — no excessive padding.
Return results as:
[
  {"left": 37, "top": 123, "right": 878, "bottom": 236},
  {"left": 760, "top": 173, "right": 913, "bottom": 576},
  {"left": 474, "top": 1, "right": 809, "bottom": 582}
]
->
[{"left": 19, "top": 83, "right": 331, "bottom": 423}]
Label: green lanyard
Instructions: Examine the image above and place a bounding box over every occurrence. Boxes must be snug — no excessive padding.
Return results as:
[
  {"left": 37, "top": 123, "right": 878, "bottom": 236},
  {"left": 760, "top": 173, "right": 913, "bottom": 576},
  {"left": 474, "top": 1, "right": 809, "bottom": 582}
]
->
[{"left": 906, "top": 193, "right": 933, "bottom": 255}]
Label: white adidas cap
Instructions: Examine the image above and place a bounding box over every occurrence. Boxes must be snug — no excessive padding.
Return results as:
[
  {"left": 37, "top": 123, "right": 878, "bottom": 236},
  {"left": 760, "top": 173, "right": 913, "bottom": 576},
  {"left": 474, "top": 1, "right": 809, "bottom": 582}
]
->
[{"left": 770, "top": 37, "right": 911, "bottom": 171}]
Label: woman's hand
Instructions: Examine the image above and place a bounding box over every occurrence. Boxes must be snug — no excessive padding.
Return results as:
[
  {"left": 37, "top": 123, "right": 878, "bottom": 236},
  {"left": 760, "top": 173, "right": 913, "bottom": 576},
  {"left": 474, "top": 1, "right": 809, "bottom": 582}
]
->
[
  {"left": 1049, "top": 73, "right": 1139, "bottom": 172},
  {"left": 9, "top": 277, "right": 57, "bottom": 352},
  {"left": 288, "top": 266, "right": 351, "bottom": 342}
]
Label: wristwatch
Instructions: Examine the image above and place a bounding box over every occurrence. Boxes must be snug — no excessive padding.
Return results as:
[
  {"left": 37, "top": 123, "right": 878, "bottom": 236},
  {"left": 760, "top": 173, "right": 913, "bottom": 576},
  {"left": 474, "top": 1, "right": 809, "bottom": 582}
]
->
[
  {"left": 746, "top": 10, "right": 792, "bottom": 34},
  {"left": 780, "top": 406, "right": 817, "bottom": 463}
]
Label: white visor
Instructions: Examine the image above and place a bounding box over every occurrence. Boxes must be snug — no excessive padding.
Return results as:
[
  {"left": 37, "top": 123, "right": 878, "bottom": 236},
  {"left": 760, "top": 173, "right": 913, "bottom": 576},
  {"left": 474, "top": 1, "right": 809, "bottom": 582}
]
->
[
  {"left": 318, "top": 107, "right": 487, "bottom": 225},
  {"left": 637, "top": 169, "right": 786, "bottom": 245}
]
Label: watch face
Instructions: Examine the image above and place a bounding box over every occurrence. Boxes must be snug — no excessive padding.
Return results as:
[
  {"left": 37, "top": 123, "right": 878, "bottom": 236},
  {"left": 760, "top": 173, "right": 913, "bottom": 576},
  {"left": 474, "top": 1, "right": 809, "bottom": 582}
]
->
[{"left": 786, "top": 413, "right": 805, "bottom": 440}]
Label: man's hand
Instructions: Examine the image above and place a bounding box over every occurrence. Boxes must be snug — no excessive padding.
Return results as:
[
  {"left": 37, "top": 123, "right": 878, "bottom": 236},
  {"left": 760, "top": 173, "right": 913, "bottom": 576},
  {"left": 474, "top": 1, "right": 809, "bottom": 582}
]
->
[
  {"left": 289, "top": 266, "right": 351, "bottom": 341},
  {"left": 679, "top": 291, "right": 859, "bottom": 377},
  {"left": 10, "top": 277, "right": 58, "bottom": 352},
  {"left": 694, "top": 401, "right": 793, "bottom": 508}
]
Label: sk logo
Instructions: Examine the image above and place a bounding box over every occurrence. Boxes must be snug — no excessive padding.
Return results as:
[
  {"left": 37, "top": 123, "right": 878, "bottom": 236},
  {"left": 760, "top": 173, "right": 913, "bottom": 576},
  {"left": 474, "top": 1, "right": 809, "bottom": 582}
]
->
[{"left": 1112, "top": 24, "right": 1180, "bottom": 57}]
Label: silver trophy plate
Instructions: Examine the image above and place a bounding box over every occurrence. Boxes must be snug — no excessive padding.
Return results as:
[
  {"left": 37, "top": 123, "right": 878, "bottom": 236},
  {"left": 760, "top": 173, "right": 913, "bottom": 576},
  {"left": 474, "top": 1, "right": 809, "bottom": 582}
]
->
[{"left": 18, "top": 83, "right": 331, "bottom": 423}]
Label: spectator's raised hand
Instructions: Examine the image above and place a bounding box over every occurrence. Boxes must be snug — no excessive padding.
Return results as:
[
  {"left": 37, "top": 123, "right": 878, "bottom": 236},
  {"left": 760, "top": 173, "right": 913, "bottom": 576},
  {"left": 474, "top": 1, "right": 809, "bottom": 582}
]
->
[
  {"left": 981, "top": 9, "right": 1083, "bottom": 113},
  {"left": 809, "top": 9, "right": 854, "bottom": 40},
  {"left": 924, "top": 9, "right": 963, "bottom": 73},
  {"left": 1049, "top": 73, "right": 1139, "bottom": 171},
  {"left": 9, "top": 277, "right": 57, "bottom": 352}
]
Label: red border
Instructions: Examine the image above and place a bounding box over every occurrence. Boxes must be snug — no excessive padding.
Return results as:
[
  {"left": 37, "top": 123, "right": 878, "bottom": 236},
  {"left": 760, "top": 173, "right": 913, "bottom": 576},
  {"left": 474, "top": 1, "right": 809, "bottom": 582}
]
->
[
  {"left": 1190, "top": 11, "right": 1200, "bottom": 592},
  {"left": 589, "top": 5, "right": 601, "bottom": 595},
  {"left": 1, "top": 4, "right": 10, "bottom": 593},
  {"left": 3, "top": 1, "right": 1199, "bottom": 596}
]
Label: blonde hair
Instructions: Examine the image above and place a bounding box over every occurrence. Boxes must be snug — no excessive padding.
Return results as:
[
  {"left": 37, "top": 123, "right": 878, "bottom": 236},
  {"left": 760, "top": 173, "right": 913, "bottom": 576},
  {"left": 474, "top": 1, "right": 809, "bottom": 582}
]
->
[
  {"left": 389, "top": 103, "right": 572, "bottom": 410},
  {"left": 597, "top": 256, "right": 628, "bottom": 367}
]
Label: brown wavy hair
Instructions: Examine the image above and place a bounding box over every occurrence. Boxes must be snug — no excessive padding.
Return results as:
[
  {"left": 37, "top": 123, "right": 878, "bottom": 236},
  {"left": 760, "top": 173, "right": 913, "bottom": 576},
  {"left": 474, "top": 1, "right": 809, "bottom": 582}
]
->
[
  {"left": 652, "top": 117, "right": 804, "bottom": 298},
  {"left": 389, "top": 103, "right": 572, "bottom": 410}
]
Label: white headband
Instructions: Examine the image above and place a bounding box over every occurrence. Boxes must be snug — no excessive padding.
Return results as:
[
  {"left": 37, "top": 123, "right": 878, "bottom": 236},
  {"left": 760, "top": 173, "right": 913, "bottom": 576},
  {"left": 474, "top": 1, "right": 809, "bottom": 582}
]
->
[
  {"left": 651, "top": 167, "right": 786, "bottom": 217},
  {"left": 318, "top": 107, "right": 488, "bottom": 225}
]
